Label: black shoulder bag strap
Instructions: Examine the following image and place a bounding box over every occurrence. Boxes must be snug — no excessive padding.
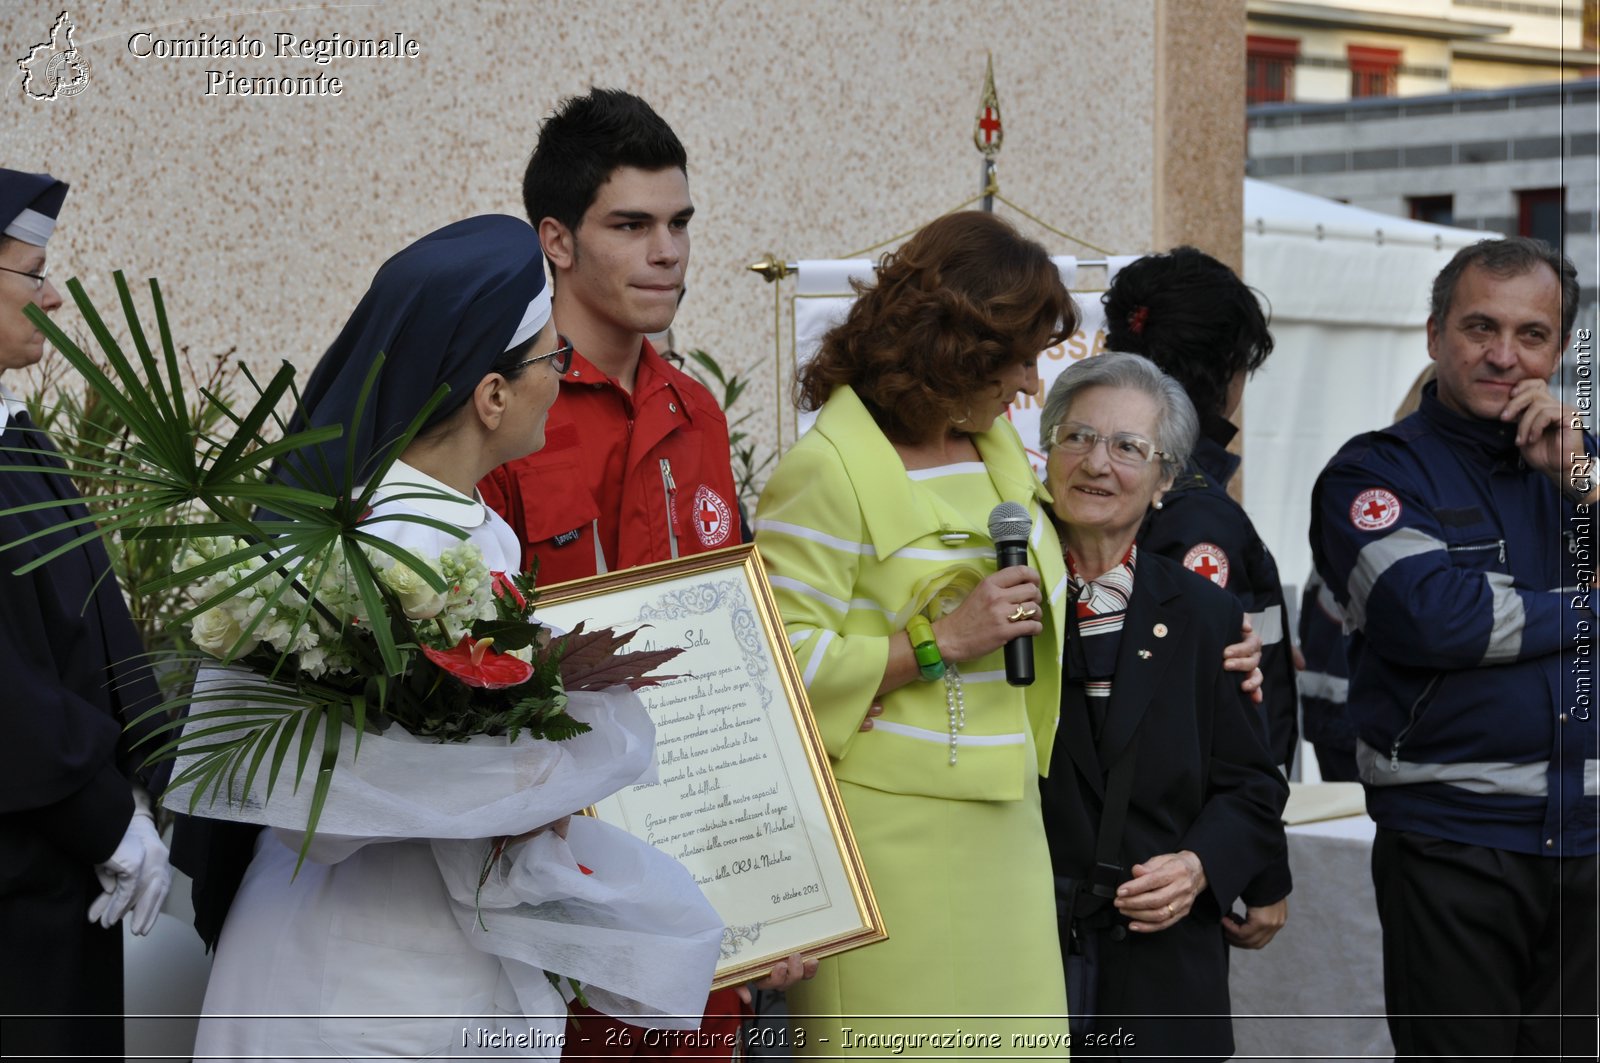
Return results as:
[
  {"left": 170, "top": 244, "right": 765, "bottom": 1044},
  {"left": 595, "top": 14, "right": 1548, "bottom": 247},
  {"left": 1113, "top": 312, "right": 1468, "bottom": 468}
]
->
[
  {"left": 1087, "top": 738, "right": 1140, "bottom": 904},
  {"left": 1060, "top": 733, "right": 1140, "bottom": 1040}
]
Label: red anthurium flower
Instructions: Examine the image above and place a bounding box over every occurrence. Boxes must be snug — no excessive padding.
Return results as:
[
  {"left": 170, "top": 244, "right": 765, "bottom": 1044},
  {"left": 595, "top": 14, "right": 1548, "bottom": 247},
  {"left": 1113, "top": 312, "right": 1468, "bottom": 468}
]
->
[
  {"left": 421, "top": 635, "right": 534, "bottom": 689},
  {"left": 491, "top": 570, "right": 527, "bottom": 611}
]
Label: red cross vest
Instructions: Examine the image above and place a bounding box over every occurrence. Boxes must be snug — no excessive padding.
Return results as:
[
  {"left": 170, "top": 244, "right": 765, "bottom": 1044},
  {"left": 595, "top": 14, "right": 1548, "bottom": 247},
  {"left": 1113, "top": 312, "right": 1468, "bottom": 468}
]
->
[{"left": 479, "top": 339, "right": 743, "bottom": 586}]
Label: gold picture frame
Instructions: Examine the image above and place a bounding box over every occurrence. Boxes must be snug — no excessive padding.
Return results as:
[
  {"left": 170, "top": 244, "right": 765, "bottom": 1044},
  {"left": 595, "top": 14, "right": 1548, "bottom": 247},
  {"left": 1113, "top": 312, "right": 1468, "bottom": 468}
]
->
[{"left": 537, "top": 543, "right": 886, "bottom": 990}]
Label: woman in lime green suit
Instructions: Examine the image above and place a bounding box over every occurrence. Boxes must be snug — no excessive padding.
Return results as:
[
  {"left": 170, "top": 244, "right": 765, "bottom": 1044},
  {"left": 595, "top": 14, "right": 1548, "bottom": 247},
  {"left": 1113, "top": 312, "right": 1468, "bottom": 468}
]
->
[{"left": 755, "top": 212, "right": 1076, "bottom": 1052}]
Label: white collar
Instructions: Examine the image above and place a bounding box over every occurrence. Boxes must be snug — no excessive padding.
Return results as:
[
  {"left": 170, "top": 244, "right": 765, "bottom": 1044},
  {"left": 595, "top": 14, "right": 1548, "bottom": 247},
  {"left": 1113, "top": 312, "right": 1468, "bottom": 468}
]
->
[
  {"left": 369, "top": 459, "right": 488, "bottom": 529},
  {"left": 0, "top": 381, "right": 29, "bottom": 434}
]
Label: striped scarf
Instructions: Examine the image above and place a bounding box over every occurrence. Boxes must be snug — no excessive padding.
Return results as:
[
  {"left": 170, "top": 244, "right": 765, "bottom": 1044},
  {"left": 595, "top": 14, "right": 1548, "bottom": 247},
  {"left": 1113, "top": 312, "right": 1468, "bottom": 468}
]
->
[{"left": 1065, "top": 543, "right": 1137, "bottom": 738}]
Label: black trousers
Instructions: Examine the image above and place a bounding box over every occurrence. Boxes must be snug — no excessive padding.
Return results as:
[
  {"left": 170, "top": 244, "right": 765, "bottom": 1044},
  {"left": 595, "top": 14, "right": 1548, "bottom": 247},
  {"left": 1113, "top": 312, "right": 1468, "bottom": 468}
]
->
[
  {"left": 1371, "top": 827, "right": 1598, "bottom": 1061},
  {"left": 1, "top": 828, "right": 125, "bottom": 1062}
]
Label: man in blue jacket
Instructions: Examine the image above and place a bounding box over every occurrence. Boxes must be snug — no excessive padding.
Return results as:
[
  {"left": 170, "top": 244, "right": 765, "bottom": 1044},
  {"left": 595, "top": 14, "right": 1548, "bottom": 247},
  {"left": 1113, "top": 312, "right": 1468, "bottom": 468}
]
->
[{"left": 1312, "top": 236, "right": 1596, "bottom": 1059}]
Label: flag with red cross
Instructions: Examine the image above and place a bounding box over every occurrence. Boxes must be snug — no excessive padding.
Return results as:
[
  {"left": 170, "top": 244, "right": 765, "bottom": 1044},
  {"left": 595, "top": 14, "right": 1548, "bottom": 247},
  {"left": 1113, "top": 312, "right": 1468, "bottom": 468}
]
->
[{"left": 973, "top": 53, "right": 1004, "bottom": 156}]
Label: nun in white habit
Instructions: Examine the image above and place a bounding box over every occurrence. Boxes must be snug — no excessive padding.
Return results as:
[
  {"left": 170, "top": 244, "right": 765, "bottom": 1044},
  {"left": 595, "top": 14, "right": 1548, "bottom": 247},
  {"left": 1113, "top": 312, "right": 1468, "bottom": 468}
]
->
[{"left": 191, "top": 216, "right": 721, "bottom": 1061}]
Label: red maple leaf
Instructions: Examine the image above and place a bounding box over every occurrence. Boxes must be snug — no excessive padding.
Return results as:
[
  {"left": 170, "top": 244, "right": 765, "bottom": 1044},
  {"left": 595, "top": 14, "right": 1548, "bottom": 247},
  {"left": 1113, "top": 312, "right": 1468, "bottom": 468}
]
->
[{"left": 549, "top": 623, "right": 686, "bottom": 692}]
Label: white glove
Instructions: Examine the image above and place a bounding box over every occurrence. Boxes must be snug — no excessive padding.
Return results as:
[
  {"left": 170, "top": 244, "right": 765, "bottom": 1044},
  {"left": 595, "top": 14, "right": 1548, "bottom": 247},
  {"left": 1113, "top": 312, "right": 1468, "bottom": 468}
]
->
[{"left": 87, "top": 787, "right": 172, "bottom": 936}]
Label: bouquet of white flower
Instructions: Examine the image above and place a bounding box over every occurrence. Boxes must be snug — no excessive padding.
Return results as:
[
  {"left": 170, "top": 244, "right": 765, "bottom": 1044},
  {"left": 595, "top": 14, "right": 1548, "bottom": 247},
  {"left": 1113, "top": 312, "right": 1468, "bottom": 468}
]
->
[
  {"left": 4, "top": 267, "right": 726, "bottom": 1042},
  {"left": 1, "top": 271, "right": 680, "bottom": 857}
]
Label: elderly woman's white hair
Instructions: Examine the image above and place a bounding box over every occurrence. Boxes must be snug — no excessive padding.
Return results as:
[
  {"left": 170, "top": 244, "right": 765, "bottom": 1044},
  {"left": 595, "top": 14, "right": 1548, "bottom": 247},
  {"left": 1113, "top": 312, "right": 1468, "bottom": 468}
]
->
[{"left": 1038, "top": 352, "right": 1200, "bottom": 482}]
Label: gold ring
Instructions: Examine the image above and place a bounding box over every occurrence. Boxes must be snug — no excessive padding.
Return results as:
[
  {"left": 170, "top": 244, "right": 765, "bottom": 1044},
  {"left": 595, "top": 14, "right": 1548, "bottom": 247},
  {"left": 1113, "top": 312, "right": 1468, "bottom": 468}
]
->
[
  {"left": 1166, "top": 903, "right": 1175, "bottom": 917},
  {"left": 1008, "top": 605, "right": 1036, "bottom": 622}
]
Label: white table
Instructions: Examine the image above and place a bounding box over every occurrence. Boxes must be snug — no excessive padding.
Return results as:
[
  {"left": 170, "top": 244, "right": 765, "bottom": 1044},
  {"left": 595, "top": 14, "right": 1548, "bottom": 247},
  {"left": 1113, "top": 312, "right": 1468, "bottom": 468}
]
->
[{"left": 1229, "top": 813, "right": 1396, "bottom": 1061}]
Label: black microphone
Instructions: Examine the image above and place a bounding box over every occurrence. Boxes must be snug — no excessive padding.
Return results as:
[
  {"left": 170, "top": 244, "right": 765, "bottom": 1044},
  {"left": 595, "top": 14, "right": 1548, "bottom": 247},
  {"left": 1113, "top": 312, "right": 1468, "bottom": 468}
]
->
[{"left": 988, "top": 501, "right": 1035, "bottom": 687}]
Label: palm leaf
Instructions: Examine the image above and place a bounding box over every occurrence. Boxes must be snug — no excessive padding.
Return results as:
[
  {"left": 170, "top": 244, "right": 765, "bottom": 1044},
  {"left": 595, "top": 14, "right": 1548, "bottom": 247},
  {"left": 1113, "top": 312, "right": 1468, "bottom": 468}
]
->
[
  {"left": 293, "top": 704, "right": 344, "bottom": 876},
  {"left": 6, "top": 275, "right": 607, "bottom": 843},
  {"left": 114, "top": 272, "right": 182, "bottom": 432},
  {"left": 148, "top": 277, "right": 191, "bottom": 431}
]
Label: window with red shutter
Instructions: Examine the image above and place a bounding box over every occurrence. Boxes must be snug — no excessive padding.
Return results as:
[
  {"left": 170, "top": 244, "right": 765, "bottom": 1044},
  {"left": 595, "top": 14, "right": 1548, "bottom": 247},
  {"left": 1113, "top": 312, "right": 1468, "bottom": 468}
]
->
[
  {"left": 1248, "top": 35, "right": 1299, "bottom": 105},
  {"left": 1348, "top": 45, "right": 1400, "bottom": 98}
]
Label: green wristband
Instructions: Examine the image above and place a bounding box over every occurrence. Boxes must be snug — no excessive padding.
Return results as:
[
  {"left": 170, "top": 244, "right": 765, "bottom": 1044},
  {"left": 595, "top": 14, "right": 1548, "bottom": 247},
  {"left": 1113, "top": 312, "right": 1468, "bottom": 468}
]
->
[{"left": 906, "top": 615, "right": 945, "bottom": 681}]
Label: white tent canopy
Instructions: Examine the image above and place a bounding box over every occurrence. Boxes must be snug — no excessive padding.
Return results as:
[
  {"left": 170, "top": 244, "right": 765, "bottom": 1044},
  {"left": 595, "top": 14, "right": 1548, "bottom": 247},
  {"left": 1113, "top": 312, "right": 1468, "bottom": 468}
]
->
[{"left": 1240, "top": 177, "right": 1493, "bottom": 594}]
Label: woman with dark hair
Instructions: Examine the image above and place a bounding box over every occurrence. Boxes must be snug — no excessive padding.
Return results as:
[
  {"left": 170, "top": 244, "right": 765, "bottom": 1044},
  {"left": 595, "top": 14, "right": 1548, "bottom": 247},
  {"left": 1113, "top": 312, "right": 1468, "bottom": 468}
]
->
[
  {"left": 756, "top": 212, "right": 1077, "bottom": 1049},
  {"left": 1037, "top": 353, "right": 1290, "bottom": 1059},
  {"left": 1101, "top": 247, "right": 1295, "bottom": 950}
]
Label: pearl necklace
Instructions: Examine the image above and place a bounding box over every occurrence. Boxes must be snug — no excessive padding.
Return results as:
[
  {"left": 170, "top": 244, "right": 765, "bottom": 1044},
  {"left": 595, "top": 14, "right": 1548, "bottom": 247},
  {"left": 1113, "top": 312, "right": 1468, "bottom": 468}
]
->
[{"left": 945, "top": 663, "right": 966, "bottom": 765}]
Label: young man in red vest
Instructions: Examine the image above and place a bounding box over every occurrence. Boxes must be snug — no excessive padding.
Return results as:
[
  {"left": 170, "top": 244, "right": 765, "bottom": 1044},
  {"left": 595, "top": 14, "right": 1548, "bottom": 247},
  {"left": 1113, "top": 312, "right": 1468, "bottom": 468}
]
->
[{"left": 480, "top": 88, "right": 814, "bottom": 1059}]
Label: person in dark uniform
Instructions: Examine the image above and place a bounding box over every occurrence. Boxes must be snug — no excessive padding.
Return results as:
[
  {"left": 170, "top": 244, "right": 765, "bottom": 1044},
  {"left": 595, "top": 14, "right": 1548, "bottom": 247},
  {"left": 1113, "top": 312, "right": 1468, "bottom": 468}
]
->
[
  {"left": 1103, "top": 247, "right": 1295, "bottom": 768},
  {"left": 0, "top": 169, "right": 172, "bottom": 1060},
  {"left": 1102, "top": 246, "right": 1294, "bottom": 950},
  {"left": 1295, "top": 568, "right": 1357, "bottom": 781}
]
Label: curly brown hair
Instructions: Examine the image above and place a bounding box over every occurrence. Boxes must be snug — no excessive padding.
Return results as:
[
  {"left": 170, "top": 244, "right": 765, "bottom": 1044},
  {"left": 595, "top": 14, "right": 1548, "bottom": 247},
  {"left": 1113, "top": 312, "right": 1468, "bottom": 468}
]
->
[{"left": 796, "top": 212, "right": 1077, "bottom": 445}]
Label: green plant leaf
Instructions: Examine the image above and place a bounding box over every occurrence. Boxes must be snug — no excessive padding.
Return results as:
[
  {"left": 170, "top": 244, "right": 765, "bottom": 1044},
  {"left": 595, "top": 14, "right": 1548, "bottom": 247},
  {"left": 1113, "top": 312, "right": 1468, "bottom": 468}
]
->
[
  {"left": 344, "top": 537, "right": 405, "bottom": 675},
  {"left": 147, "top": 278, "right": 192, "bottom": 432},
  {"left": 206, "top": 361, "right": 299, "bottom": 481},
  {"left": 266, "top": 707, "right": 302, "bottom": 803},
  {"left": 468, "top": 618, "right": 541, "bottom": 650},
  {"left": 293, "top": 704, "right": 343, "bottom": 877},
  {"left": 113, "top": 272, "right": 182, "bottom": 432},
  {"left": 26, "top": 292, "right": 160, "bottom": 449}
]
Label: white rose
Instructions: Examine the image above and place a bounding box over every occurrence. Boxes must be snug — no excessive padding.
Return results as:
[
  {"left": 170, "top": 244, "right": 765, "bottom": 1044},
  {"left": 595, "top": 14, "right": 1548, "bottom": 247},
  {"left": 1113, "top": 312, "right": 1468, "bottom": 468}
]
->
[
  {"left": 381, "top": 561, "right": 448, "bottom": 620},
  {"left": 260, "top": 616, "right": 295, "bottom": 650},
  {"left": 191, "top": 607, "right": 259, "bottom": 659},
  {"left": 298, "top": 646, "right": 329, "bottom": 678}
]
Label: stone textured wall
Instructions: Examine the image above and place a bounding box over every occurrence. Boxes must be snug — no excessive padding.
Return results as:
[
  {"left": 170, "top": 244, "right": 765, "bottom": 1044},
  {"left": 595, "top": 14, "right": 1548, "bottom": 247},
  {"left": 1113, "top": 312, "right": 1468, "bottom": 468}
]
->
[
  {"left": 3, "top": 0, "right": 1243, "bottom": 459},
  {"left": 1158, "top": 0, "right": 1247, "bottom": 268}
]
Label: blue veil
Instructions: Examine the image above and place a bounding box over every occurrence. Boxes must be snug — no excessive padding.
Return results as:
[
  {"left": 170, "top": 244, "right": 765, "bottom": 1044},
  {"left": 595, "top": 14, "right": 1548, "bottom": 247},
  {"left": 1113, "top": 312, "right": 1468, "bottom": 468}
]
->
[{"left": 285, "top": 214, "right": 546, "bottom": 491}]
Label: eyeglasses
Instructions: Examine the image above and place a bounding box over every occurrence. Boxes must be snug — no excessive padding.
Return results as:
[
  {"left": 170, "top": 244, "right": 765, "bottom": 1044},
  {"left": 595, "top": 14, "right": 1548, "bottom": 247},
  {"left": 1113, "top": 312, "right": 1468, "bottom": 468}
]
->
[
  {"left": 512, "top": 334, "right": 573, "bottom": 375},
  {"left": 1049, "top": 423, "right": 1172, "bottom": 467},
  {"left": 0, "top": 265, "right": 48, "bottom": 292}
]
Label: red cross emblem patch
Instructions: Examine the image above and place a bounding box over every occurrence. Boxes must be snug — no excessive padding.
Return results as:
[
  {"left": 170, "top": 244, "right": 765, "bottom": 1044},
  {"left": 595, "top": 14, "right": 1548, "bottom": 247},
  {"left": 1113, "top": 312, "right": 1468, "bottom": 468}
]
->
[
  {"left": 1350, "top": 488, "right": 1401, "bottom": 532},
  {"left": 692, "top": 484, "right": 733, "bottom": 547},
  {"left": 1182, "top": 542, "right": 1230, "bottom": 588}
]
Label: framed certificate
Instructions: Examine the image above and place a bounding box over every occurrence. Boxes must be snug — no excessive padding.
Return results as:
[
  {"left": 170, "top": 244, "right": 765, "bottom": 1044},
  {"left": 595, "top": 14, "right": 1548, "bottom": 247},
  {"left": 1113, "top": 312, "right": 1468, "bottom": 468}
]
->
[{"left": 537, "top": 544, "right": 886, "bottom": 989}]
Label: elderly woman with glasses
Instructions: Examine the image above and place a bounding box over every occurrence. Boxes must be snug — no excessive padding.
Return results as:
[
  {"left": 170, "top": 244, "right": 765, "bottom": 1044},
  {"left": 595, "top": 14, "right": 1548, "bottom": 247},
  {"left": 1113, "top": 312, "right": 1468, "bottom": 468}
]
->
[{"left": 1037, "top": 352, "right": 1290, "bottom": 1061}]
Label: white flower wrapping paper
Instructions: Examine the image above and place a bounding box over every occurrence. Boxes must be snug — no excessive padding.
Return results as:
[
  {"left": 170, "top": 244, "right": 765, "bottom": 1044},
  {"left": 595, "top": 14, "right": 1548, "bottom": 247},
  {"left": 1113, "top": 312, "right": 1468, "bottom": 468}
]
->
[
  {"left": 165, "top": 665, "right": 723, "bottom": 1027},
  {"left": 435, "top": 818, "right": 725, "bottom": 1026},
  {"left": 166, "top": 668, "right": 659, "bottom": 840}
]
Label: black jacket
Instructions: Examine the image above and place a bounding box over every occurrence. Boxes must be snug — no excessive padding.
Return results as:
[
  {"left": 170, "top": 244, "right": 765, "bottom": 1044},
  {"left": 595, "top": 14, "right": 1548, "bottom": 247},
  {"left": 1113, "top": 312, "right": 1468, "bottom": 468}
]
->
[
  {"left": 1140, "top": 411, "right": 1299, "bottom": 772},
  {"left": 1041, "top": 552, "right": 1290, "bottom": 1060},
  {"left": 1, "top": 414, "right": 166, "bottom": 1052}
]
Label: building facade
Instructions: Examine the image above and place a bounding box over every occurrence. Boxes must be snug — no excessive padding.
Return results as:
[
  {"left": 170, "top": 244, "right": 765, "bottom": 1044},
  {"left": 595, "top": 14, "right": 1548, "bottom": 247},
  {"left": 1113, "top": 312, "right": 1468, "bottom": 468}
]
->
[
  {"left": 1246, "top": 78, "right": 1598, "bottom": 394},
  {"left": 1245, "top": 2, "right": 1595, "bottom": 396},
  {"left": 1247, "top": 0, "right": 1591, "bottom": 105}
]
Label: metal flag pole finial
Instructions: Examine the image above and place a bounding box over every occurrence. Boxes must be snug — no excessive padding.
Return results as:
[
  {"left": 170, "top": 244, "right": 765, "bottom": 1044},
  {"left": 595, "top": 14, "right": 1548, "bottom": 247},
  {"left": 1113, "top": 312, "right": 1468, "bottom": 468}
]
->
[
  {"left": 748, "top": 253, "right": 791, "bottom": 284},
  {"left": 974, "top": 52, "right": 1003, "bottom": 212}
]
